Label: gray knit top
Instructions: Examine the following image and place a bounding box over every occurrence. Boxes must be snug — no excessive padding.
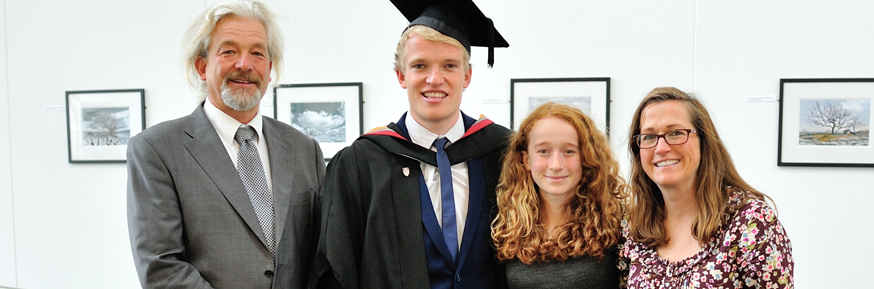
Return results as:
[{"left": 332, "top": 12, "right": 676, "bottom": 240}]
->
[{"left": 505, "top": 249, "right": 621, "bottom": 289}]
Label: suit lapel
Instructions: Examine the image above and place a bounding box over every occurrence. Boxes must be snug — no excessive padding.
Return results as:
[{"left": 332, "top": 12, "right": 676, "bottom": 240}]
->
[
  {"left": 182, "top": 105, "right": 269, "bottom": 248},
  {"left": 390, "top": 118, "right": 457, "bottom": 268},
  {"left": 455, "top": 157, "right": 485, "bottom": 270},
  {"left": 263, "top": 118, "right": 292, "bottom": 246},
  {"left": 417, "top": 172, "right": 457, "bottom": 269}
]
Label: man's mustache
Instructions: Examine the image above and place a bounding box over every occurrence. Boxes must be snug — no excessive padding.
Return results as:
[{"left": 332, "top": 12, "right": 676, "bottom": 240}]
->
[{"left": 224, "top": 71, "right": 262, "bottom": 88}]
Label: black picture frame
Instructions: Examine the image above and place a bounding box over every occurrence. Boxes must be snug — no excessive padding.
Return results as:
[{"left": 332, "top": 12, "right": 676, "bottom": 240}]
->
[
  {"left": 273, "top": 82, "right": 363, "bottom": 161},
  {"left": 778, "top": 78, "right": 873, "bottom": 167},
  {"left": 65, "top": 89, "right": 145, "bottom": 163},
  {"left": 510, "top": 77, "right": 611, "bottom": 135}
]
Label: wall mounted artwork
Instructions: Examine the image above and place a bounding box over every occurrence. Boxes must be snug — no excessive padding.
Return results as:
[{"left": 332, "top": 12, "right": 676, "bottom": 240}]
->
[
  {"left": 779, "top": 78, "right": 872, "bottom": 167},
  {"left": 66, "top": 89, "right": 145, "bottom": 163},
  {"left": 510, "top": 78, "right": 610, "bottom": 136},
  {"left": 274, "top": 83, "right": 363, "bottom": 161}
]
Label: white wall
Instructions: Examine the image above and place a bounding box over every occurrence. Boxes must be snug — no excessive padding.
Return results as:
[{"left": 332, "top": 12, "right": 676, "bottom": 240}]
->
[
  {"left": 0, "top": 0, "right": 870, "bottom": 288},
  {"left": 3, "top": 0, "right": 200, "bottom": 288},
  {"left": 0, "top": 0, "right": 18, "bottom": 286},
  {"left": 695, "top": 2, "right": 874, "bottom": 285}
]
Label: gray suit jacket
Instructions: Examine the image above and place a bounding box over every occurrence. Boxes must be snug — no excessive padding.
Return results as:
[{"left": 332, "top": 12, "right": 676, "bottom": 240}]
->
[{"left": 127, "top": 103, "right": 325, "bottom": 289}]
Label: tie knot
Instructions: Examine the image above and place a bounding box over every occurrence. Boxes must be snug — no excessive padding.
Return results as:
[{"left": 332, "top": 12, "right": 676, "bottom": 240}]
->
[
  {"left": 433, "top": 137, "right": 449, "bottom": 152},
  {"left": 234, "top": 125, "right": 257, "bottom": 144}
]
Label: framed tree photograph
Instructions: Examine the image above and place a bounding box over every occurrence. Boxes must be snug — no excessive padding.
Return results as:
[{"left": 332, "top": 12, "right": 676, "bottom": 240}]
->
[
  {"left": 66, "top": 89, "right": 145, "bottom": 163},
  {"left": 778, "top": 78, "right": 873, "bottom": 167},
  {"left": 274, "top": 82, "right": 363, "bottom": 160},
  {"left": 511, "top": 78, "right": 610, "bottom": 135}
]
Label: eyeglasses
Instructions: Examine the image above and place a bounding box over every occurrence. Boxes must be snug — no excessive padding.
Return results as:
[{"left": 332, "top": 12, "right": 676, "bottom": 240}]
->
[{"left": 633, "top": 129, "right": 698, "bottom": 149}]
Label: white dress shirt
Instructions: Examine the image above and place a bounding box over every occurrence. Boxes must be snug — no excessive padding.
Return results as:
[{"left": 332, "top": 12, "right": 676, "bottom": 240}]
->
[
  {"left": 405, "top": 112, "right": 469, "bottom": 250},
  {"left": 203, "top": 99, "right": 273, "bottom": 194}
]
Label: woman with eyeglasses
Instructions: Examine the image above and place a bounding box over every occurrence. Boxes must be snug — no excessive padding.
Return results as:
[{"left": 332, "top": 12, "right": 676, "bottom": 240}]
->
[{"left": 620, "top": 87, "right": 794, "bottom": 288}]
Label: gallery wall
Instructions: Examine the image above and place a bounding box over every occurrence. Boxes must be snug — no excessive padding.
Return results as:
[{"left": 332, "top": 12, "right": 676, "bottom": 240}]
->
[
  {"left": 0, "top": 0, "right": 872, "bottom": 288},
  {"left": 0, "top": 0, "right": 16, "bottom": 286}
]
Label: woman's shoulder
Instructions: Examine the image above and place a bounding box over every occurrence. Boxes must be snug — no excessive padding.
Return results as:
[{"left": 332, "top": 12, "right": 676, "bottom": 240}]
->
[
  {"left": 620, "top": 215, "right": 631, "bottom": 239},
  {"left": 725, "top": 186, "right": 779, "bottom": 226},
  {"left": 618, "top": 215, "right": 644, "bottom": 260},
  {"left": 718, "top": 188, "right": 794, "bottom": 286},
  {"left": 719, "top": 186, "right": 790, "bottom": 252}
]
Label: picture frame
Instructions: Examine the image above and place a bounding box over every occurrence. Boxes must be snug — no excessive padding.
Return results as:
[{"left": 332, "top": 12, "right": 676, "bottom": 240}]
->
[
  {"left": 778, "top": 78, "right": 873, "bottom": 167},
  {"left": 274, "top": 82, "right": 363, "bottom": 161},
  {"left": 66, "top": 89, "right": 145, "bottom": 163},
  {"left": 510, "top": 78, "right": 611, "bottom": 135}
]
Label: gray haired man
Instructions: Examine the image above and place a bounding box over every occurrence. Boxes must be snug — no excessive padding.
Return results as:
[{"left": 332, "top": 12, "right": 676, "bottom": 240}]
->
[{"left": 126, "top": 1, "right": 325, "bottom": 288}]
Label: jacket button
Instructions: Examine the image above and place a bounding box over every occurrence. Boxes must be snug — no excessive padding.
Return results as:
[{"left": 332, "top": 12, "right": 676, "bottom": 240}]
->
[
  {"left": 456, "top": 274, "right": 461, "bottom": 282},
  {"left": 264, "top": 270, "right": 274, "bottom": 278}
]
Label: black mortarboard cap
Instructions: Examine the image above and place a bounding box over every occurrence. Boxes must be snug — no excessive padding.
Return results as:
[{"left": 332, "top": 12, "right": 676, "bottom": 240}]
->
[{"left": 391, "top": 0, "right": 509, "bottom": 67}]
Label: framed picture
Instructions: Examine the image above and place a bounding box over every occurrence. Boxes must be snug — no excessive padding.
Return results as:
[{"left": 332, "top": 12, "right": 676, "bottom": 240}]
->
[
  {"left": 274, "top": 82, "right": 363, "bottom": 160},
  {"left": 511, "top": 78, "right": 610, "bottom": 134},
  {"left": 778, "top": 78, "right": 873, "bottom": 167},
  {"left": 66, "top": 89, "right": 145, "bottom": 163}
]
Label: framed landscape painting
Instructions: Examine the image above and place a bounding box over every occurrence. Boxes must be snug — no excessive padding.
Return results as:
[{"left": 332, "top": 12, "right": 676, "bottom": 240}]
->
[
  {"left": 510, "top": 78, "right": 610, "bottom": 136},
  {"left": 778, "top": 78, "right": 873, "bottom": 167},
  {"left": 274, "top": 83, "right": 363, "bottom": 160},
  {"left": 66, "top": 89, "right": 145, "bottom": 163}
]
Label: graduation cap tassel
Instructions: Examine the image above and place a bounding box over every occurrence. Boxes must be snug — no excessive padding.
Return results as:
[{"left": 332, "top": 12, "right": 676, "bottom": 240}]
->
[{"left": 486, "top": 17, "right": 495, "bottom": 68}]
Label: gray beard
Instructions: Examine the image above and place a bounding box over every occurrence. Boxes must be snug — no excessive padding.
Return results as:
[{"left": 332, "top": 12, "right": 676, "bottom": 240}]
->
[{"left": 221, "top": 83, "right": 263, "bottom": 112}]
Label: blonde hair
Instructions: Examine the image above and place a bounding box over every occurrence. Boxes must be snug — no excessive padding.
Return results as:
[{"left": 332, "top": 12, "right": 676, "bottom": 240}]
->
[
  {"left": 182, "top": 0, "right": 284, "bottom": 100},
  {"left": 393, "top": 25, "right": 471, "bottom": 73},
  {"left": 492, "top": 103, "right": 628, "bottom": 264},
  {"left": 626, "top": 87, "right": 771, "bottom": 247}
]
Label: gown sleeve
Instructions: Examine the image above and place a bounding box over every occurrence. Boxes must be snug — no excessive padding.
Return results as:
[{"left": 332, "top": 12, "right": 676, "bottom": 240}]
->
[{"left": 317, "top": 145, "right": 368, "bottom": 289}]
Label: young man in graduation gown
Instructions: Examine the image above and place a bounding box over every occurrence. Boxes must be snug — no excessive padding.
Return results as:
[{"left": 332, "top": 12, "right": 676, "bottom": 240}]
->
[{"left": 311, "top": 1, "right": 510, "bottom": 288}]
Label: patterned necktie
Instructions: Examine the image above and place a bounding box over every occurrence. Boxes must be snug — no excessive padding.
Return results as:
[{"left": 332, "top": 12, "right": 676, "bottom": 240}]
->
[
  {"left": 433, "top": 137, "right": 458, "bottom": 260},
  {"left": 234, "top": 125, "right": 275, "bottom": 256}
]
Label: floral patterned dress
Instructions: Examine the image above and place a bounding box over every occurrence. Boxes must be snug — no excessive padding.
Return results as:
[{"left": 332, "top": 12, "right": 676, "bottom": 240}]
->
[{"left": 620, "top": 188, "right": 794, "bottom": 288}]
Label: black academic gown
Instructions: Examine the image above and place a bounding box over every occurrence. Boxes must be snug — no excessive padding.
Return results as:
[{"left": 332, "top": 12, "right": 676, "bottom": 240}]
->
[{"left": 312, "top": 112, "right": 510, "bottom": 289}]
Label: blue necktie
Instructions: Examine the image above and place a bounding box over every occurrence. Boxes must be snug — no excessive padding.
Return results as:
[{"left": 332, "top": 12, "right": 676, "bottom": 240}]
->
[{"left": 433, "top": 137, "right": 458, "bottom": 260}]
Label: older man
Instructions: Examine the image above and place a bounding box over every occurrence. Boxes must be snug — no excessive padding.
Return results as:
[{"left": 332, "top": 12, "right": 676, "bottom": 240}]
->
[
  {"left": 313, "top": 0, "right": 511, "bottom": 288},
  {"left": 126, "top": 1, "right": 325, "bottom": 288}
]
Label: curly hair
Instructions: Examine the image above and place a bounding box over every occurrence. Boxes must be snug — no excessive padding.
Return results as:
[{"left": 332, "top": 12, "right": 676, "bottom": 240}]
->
[
  {"left": 626, "top": 87, "right": 770, "bottom": 247},
  {"left": 492, "top": 103, "right": 628, "bottom": 264}
]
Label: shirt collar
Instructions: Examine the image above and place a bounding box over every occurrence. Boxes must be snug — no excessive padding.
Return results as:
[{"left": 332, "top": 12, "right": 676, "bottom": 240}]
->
[
  {"left": 405, "top": 111, "right": 464, "bottom": 150},
  {"left": 203, "top": 98, "right": 264, "bottom": 144}
]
